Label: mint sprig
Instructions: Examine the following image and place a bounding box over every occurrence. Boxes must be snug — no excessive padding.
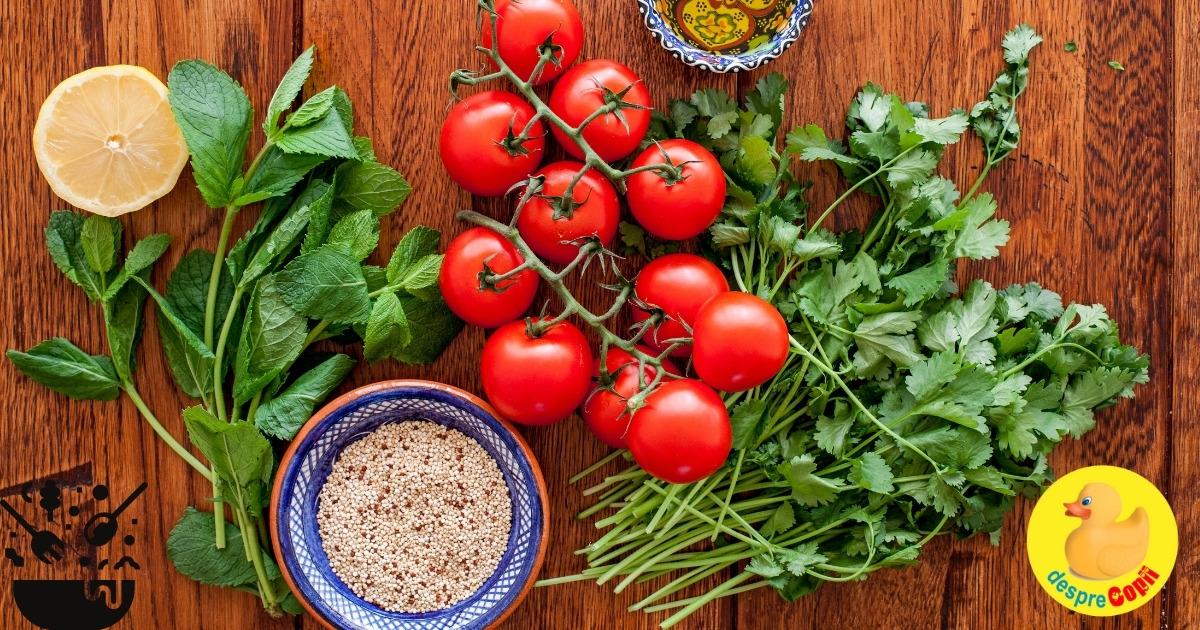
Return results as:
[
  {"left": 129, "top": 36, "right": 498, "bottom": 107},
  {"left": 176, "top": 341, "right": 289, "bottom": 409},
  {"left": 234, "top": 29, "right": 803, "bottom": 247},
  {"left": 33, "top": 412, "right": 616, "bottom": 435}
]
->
[{"left": 10, "top": 46, "right": 464, "bottom": 617}]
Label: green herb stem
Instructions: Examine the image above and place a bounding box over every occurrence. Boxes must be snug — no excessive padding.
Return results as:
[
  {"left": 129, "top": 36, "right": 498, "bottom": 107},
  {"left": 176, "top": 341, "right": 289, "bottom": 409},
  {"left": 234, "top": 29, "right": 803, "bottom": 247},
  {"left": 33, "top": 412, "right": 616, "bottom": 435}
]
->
[{"left": 121, "top": 381, "right": 214, "bottom": 482}]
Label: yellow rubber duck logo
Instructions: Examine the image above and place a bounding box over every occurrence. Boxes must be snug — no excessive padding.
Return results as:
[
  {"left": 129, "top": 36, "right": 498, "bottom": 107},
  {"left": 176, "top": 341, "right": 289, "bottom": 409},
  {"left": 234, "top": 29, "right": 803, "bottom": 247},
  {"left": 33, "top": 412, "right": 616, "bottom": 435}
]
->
[
  {"left": 1063, "top": 482, "right": 1149, "bottom": 579},
  {"left": 1027, "top": 466, "right": 1177, "bottom": 617}
]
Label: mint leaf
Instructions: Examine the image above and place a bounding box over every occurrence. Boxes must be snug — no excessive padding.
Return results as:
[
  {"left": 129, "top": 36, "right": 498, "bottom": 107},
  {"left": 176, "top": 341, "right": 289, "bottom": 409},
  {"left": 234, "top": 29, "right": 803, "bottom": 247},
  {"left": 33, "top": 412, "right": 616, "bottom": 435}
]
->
[
  {"left": 300, "top": 179, "right": 338, "bottom": 256},
  {"left": 80, "top": 215, "right": 119, "bottom": 274},
  {"left": 284, "top": 86, "right": 337, "bottom": 129},
  {"left": 327, "top": 210, "right": 379, "bottom": 262},
  {"left": 167, "top": 506, "right": 260, "bottom": 587},
  {"left": 104, "top": 279, "right": 148, "bottom": 381},
  {"left": 233, "top": 276, "right": 308, "bottom": 404},
  {"left": 255, "top": 354, "right": 355, "bottom": 439},
  {"left": 276, "top": 245, "right": 372, "bottom": 324},
  {"left": 45, "top": 211, "right": 103, "bottom": 301},
  {"left": 134, "top": 276, "right": 216, "bottom": 368},
  {"left": 334, "top": 161, "right": 412, "bottom": 217},
  {"left": 240, "top": 181, "right": 327, "bottom": 288},
  {"left": 238, "top": 144, "right": 326, "bottom": 204},
  {"left": 275, "top": 89, "right": 358, "bottom": 159},
  {"left": 167, "top": 60, "right": 253, "bottom": 208},
  {"left": 182, "top": 407, "right": 273, "bottom": 513},
  {"left": 7, "top": 338, "right": 120, "bottom": 400},
  {"left": 265, "top": 46, "right": 315, "bottom": 137},
  {"left": 363, "top": 293, "right": 411, "bottom": 364},
  {"left": 386, "top": 226, "right": 441, "bottom": 283},
  {"left": 392, "top": 293, "right": 464, "bottom": 365},
  {"left": 104, "top": 234, "right": 173, "bottom": 301}
]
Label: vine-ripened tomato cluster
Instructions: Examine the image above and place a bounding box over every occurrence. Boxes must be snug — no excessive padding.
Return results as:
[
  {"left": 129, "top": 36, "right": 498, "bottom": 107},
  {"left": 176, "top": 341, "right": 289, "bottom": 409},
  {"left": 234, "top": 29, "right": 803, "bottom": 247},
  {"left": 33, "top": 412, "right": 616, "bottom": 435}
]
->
[{"left": 437, "top": 0, "right": 791, "bottom": 484}]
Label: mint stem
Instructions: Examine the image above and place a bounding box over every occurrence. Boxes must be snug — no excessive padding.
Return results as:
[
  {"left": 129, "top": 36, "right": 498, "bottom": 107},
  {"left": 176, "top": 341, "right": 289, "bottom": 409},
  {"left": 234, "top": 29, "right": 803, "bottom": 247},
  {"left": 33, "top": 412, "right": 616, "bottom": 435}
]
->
[{"left": 121, "top": 381, "right": 214, "bottom": 482}]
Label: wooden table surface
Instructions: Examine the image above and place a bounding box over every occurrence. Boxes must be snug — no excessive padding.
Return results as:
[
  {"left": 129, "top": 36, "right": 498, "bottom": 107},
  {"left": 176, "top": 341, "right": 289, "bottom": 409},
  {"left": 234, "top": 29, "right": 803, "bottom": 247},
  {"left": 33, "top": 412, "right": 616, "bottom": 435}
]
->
[{"left": 3, "top": 1, "right": 1197, "bottom": 629}]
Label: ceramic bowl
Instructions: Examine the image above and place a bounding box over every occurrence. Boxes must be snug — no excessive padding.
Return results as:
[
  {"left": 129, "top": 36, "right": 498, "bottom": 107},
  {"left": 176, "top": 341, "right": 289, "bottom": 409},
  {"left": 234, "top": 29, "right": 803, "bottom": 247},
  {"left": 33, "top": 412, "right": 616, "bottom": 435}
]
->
[
  {"left": 270, "top": 380, "right": 549, "bottom": 630},
  {"left": 636, "top": 0, "right": 814, "bottom": 73}
]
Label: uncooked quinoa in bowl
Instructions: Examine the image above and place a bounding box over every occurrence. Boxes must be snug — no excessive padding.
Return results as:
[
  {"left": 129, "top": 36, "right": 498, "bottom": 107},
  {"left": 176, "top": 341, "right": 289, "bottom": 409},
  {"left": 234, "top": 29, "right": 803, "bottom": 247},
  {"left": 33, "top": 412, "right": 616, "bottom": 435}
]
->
[{"left": 271, "top": 380, "right": 548, "bottom": 630}]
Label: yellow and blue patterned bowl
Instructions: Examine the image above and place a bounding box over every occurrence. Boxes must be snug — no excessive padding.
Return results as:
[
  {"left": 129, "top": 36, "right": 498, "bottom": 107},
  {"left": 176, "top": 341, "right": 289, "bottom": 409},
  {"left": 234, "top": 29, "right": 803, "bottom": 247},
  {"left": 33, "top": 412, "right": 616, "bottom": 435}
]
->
[{"left": 637, "top": 0, "right": 813, "bottom": 72}]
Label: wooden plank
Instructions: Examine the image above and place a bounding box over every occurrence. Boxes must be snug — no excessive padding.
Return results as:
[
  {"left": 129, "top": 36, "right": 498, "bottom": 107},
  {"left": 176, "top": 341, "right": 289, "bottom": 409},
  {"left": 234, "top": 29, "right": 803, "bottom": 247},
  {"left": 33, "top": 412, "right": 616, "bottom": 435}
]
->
[
  {"left": 734, "top": 1, "right": 1173, "bottom": 629},
  {"left": 0, "top": 1, "right": 296, "bottom": 628},
  {"left": 1170, "top": 0, "right": 1200, "bottom": 628},
  {"left": 299, "top": 2, "right": 736, "bottom": 628}
]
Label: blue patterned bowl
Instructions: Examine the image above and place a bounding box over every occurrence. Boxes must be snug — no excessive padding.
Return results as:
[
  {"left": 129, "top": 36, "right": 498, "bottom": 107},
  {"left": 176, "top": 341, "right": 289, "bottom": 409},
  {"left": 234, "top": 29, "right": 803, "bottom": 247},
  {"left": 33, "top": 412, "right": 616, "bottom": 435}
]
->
[
  {"left": 270, "top": 380, "right": 549, "bottom": 630},
  {"left": 636, "top": 0, "right": 814, "bottom": 73}
]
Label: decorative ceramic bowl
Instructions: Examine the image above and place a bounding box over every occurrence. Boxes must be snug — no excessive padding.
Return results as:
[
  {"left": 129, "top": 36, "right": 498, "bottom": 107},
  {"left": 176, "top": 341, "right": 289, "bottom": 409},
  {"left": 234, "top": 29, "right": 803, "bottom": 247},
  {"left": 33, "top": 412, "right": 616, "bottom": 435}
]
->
[
  {"left": 270, "top": 380, "right": 549, "bottom": 630},
  {"left": 636, "top": 0, "right": 814, "bottom": 72}
]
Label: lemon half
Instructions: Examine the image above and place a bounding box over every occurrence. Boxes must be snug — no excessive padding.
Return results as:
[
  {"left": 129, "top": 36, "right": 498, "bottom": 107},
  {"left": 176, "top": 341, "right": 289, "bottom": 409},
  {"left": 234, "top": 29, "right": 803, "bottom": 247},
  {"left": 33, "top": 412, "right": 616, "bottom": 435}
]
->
[{"left": 33, "top": 65, "right": 189, "bottom": 217}]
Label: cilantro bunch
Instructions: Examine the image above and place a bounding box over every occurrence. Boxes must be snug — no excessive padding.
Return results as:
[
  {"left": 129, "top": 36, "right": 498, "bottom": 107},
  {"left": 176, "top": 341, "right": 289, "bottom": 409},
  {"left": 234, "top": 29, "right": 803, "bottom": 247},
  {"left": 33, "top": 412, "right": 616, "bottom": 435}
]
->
[
  {"left": 9, "top": 48, "right": 463, "bottom": 614},
  {"left": 556, "top": 25, "right": 1148, "bottom": 626}
]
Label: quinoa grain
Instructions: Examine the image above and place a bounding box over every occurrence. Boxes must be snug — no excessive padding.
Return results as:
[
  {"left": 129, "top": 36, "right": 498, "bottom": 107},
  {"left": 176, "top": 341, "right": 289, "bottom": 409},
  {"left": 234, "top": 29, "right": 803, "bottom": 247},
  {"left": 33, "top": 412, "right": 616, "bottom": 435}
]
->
[{"left": 317, "top": 421, "right": 512, "bottom": 613}]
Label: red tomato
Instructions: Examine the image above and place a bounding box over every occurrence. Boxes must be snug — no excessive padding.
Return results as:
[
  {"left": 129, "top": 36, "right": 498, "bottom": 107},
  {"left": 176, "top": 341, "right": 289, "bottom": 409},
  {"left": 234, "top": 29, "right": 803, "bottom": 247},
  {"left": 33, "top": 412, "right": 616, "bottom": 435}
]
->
[
  {"left": 439, "top": 227, "right": 539, "bottom": 328},
  {"left": 548, "top": 60, "right": 652, "bottom": 163},
  {"left": 632, "top": 253, "right": 729, "bottom": 357},
  {"left": 692, "top": 292, "right": 790, "bottom": 392},
  {"left": 627, "top": 379, "right": 731, "bottom": 484},
  {"left": 516, "top": 161, "right": 620, "bottom": 265},
  {"left": 482, "top": 0, "right": 584, "bottom": 86},
  {"left": 626, "top": 140, "right": 726, "bottom": 240},
  {"left": 581, "top": 346, "right": 680, "bottom": 449},
  {"left": 481, "top": 319, "right": 593, "bottom": 426},
  {"left": 440, "top": 91, "right": 545, "bottom": 197}
]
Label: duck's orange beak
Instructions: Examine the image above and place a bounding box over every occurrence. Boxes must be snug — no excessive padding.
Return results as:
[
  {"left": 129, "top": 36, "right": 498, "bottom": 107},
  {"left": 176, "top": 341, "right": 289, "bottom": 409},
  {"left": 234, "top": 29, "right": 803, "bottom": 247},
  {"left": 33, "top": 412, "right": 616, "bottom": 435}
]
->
[{"left": 1064, "top": 501, "right": 1091, "bottom": 519}]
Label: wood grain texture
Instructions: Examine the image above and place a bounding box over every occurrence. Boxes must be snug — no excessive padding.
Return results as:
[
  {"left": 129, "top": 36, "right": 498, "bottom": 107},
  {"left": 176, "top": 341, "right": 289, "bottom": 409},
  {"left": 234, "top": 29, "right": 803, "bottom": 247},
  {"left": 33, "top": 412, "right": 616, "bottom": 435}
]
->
[
  {"left": 0, "top": 0, "right": 1184, "bottom": 629},
  {"left": 1171, "top": 0, "right": 1199, "bottom": 628}
]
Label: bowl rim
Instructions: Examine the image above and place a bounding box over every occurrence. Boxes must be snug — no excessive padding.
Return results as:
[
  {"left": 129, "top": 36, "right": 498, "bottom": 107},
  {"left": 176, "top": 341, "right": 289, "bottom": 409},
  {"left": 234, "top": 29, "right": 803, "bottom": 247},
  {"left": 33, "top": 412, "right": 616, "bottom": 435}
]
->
[
  {"left": 636, "top": 0, "right": 814, "bottom": 72},
  {"left": 269, "top": 379, "right": 550, "bottom": 630}
]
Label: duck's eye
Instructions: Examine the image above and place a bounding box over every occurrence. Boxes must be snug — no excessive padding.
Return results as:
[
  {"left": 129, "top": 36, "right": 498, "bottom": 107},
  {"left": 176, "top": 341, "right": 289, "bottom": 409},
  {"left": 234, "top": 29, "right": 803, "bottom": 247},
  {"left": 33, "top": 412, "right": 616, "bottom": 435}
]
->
[{"left": 1082, "top": 497, "right": 1092, "bottom": 506}]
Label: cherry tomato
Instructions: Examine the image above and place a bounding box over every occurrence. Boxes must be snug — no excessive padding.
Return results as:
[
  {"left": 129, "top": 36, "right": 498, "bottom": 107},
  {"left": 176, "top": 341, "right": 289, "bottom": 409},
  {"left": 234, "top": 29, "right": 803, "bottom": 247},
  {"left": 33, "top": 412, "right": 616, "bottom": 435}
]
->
[
  {"left": 516, "top": 161, "right": 620, "bottom": 265},
  {"left": 440, "top": 227, "right": 539, "bottom": 328},
  {"left": 626, "top": 140, "right": 726, "bottom": 240},
  {"left": 627, "top": 379, "right": 731, "bottom": 484},
  {"left": 482, "top": 0, "right": 584, "bottom": 86},
  {"left": 692, "top": 292, "right": 790, "bottom": 392},
  {"left": 481, "top": 319, "right": 593, "bottom": 426},
  {"left": 549, "top": 60, "right": 652, "bottom": 163},
  {"left": 581, "top": 346, "right": 680, "bottom": 449},
  {"left": 632, "top": 253, "right": 729, "bottom": 357},
  {"left": 440, "top": 91, "right": 544, "bottom": 197}
]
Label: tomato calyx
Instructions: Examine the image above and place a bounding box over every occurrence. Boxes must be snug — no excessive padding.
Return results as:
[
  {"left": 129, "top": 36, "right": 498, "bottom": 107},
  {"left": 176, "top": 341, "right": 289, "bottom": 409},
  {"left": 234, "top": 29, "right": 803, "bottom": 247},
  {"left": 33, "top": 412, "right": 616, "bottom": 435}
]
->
[
  {"left": 642, "top": 143, "right": 696, "bottom": 186},
  {"left": 498, "top": 118, "right": 543, "bottom": 157},
  {"left": 584, "top": 80, "right": 650, "bottom": 134},
  {"left": 477, "top": 253, "right": 528, "bottom": 293}
]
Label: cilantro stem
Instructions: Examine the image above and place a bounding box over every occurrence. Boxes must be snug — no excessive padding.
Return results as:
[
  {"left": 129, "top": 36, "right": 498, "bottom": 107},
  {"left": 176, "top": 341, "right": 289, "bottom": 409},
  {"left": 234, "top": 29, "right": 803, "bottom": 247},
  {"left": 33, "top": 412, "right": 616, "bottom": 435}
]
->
[
  {"left": 789, "top": 334, "right": 944, "bottom": 474},
  {"left": 657, "top": 572, "right": 760, "bottom": 627},
  {"left": 810, "top": 146, "right": 917, "bottom": 233},
  {"left": 121, "top": 380, "right": 214, "bottom": 482},
  {"left": 570, "top": 450, "right": 627, "bottom": 484},
  {"left": 711, "top": 451, "right": 744, "bottom": 541},
  {"left": 1001, "top": 339, "right": 1103, "bottom": 379}
]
